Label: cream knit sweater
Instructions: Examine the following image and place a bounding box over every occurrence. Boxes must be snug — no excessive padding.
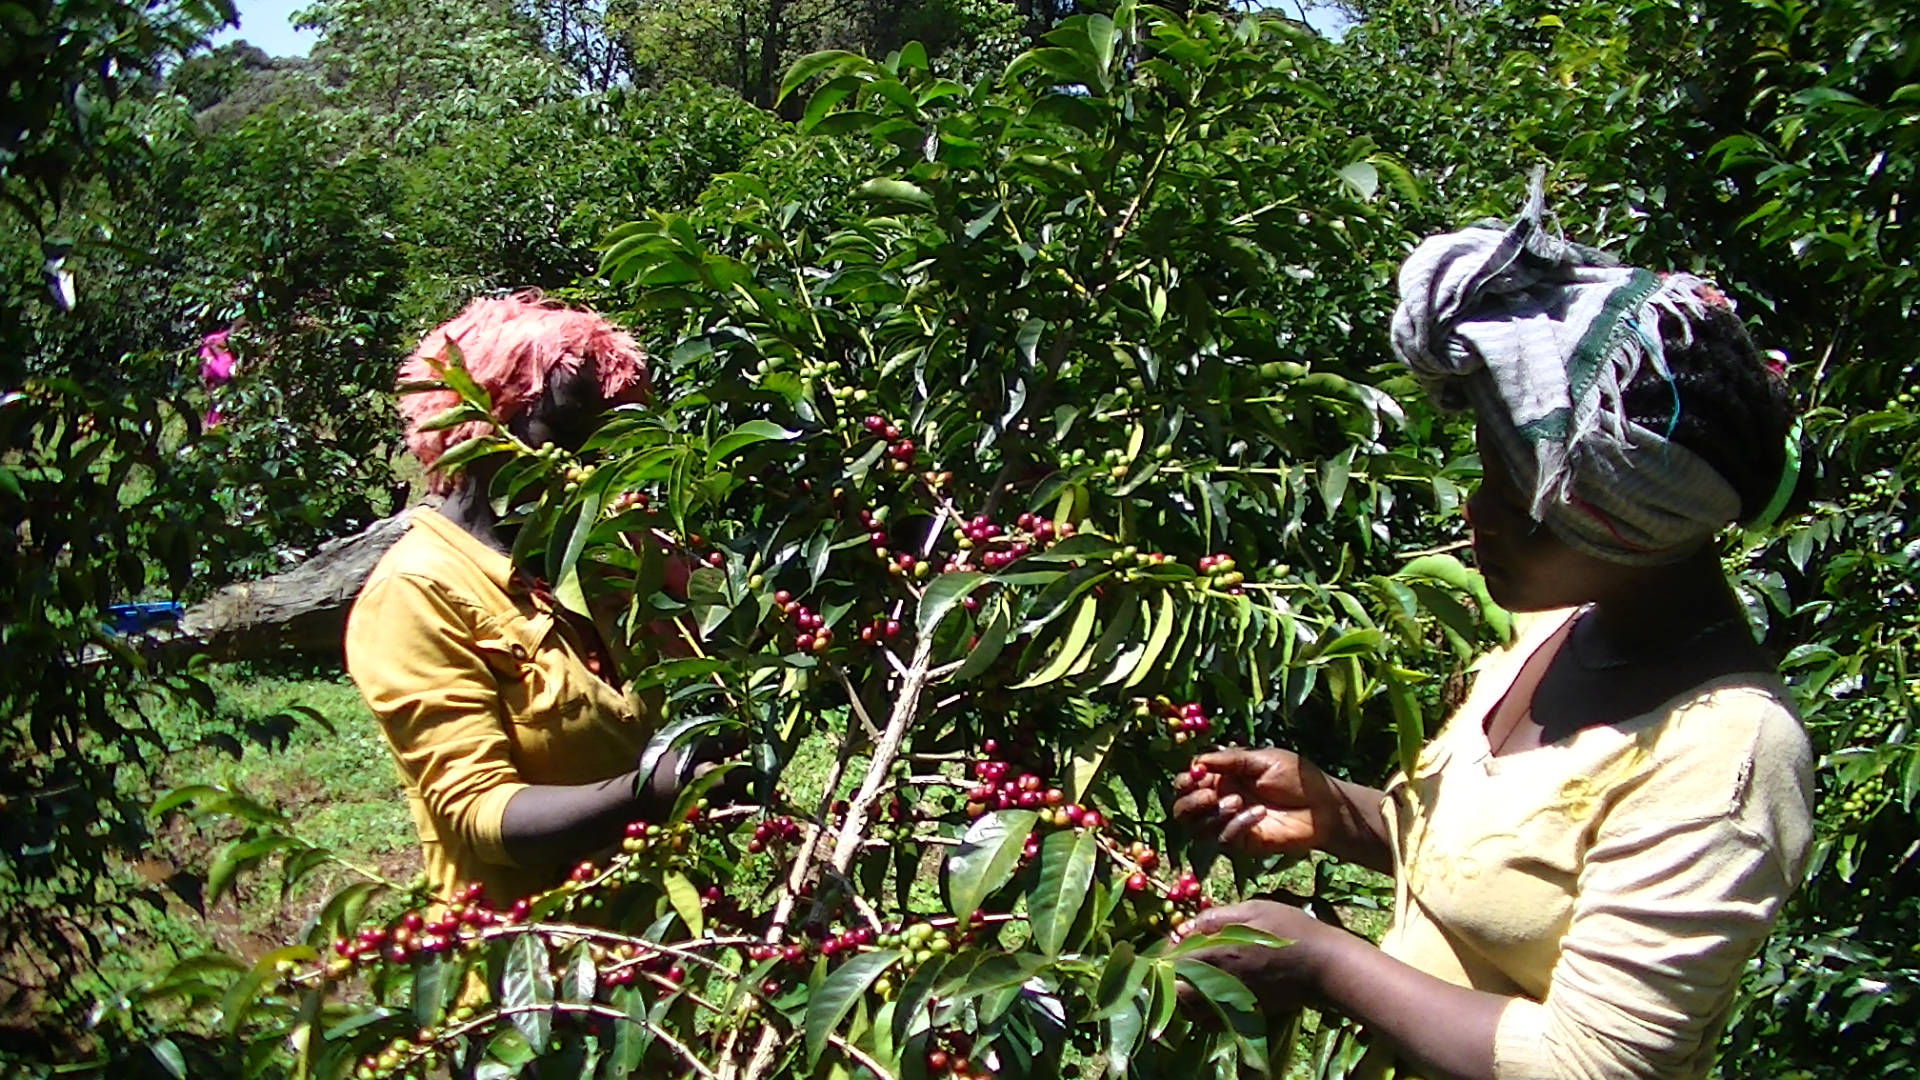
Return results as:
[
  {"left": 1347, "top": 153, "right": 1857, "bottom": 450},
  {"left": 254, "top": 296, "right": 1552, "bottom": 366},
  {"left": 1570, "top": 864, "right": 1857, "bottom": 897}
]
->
[{"left": 1374, "top": 608, "right": 1814, "bottom": 1080}]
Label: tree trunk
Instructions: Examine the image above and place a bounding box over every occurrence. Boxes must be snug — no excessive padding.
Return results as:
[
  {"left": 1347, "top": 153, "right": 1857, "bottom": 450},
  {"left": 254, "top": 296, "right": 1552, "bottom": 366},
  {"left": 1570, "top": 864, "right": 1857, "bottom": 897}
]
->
[{"left": 171, "top": 501, "right": 438, "bottom": 663}]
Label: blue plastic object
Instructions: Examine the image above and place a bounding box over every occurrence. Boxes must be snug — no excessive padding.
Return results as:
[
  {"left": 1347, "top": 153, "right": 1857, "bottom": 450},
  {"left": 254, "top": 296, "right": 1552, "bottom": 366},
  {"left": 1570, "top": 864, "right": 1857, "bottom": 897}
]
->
[{"left": 105, "top": 602, "right": 185, "bottom": 635}]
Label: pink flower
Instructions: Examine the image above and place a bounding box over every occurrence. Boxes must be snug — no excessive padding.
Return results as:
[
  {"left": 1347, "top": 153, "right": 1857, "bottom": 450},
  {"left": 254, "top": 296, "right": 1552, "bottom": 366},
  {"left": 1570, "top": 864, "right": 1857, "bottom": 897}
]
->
[
  {"left": 203, "top": 406, "right": 222, "bottom": 429},
  {"left": 200, "top": 329, "right": 236, "bottom": 385}
]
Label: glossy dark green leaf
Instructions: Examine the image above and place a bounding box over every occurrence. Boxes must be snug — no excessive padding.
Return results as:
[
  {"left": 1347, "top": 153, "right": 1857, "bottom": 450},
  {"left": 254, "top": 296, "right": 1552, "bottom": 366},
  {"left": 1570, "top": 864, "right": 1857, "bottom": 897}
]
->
[
  {"left": 804, "top": 948, "right": 900, "bottom": 1066},
  {"left": 946, "top": 809, "right": 1039, "bottom": 923},
  {"left": 1028, "top": 828, "right": 1097, "bottom": 956},
  {"left": 503, "top": 932, "right": 555, "bottom": 1049},
  {"left": 918, "top": 570, "right": 988, "bottom": 638}
]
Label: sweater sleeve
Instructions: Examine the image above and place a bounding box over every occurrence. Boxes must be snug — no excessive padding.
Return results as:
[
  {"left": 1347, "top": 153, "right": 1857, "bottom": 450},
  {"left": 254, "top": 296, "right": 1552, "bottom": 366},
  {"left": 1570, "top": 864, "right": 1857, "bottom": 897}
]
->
[
  {"left": 345, "top": 571, "right": 528, "bottom": 867},
  {"left": 1492, "top": 696, "right": 1813, "bottom": 1080}
]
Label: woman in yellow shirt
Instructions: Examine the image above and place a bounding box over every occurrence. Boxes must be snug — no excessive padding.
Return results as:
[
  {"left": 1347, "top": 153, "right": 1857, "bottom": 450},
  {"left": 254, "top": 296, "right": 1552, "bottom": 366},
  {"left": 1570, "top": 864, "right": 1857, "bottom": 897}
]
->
[
  {"left": 1171, "top": 187, "right": 1813, "bottom": 1080},
  {"left": 346, "top": 293, "right": 713, "bottom": 906}
]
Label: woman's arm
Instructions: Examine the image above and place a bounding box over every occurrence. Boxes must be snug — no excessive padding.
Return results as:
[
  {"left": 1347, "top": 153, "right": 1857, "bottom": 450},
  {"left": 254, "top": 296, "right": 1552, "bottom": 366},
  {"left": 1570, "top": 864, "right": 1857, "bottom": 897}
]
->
[
  {"left": 498, "top": 773, "right": 648, "bottom": 868},
  {"left": 498, "top": 745, "right": 723, "bottom": 866},
  {"left": 1178, "top": 901, "right": 1502, "bottom": 1080}
]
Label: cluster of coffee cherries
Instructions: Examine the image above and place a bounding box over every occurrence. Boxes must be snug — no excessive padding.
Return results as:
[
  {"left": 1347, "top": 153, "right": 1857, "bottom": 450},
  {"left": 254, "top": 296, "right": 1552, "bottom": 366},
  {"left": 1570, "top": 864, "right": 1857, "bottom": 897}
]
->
[
  {"left": 617, "top": 819, "right": 694, "bottom": 859},
  {"left": 603, "top": 940, "right": 686, "bottom": 988},
  {"left": 944, "top": 511, "right": 1077, "bottom": 574},
  {"left": 856, "top": 614, "right": 904, "bottom": 647},
  {"left": 952, "top": 514, "right": 1015, "bottom": 569},
  {"left": 1144, "top": 870, "right": 1214, "bottom": 934},
  {"left": 924, "top": 1031, "right": 993, "bottom": 1080},
  {"left": 608, "top": 489, "right": 650, "bottom": 515},
  {"left": 1119, "top": 839, "right": 1162, "bottom": 892},
  {"left": 862, "top": 414, "right": 918, "bottom": 473},
  {"left": 877, "top": 918, "right": 972, "bottom": 964},
  {"left": 858, "top": 507, "right": 933, "bottom": 581},
  {"left": 354, "top": 1023, "right": 458, "bottom": 1079},
  {"left": 744, "top": 923, "right": 882, "bottom": 996},
  {"left": 326, "top": 882, "right": 509, "bottom": 977},
  {"left": 962, "top": 740, "right": 1106, "bottom": 833},
  {"left": 746, "top": 814, "right": 802, "bottom": 854},
  {"left": 699, "top": 884, "right": 748, "bottom": 928},
  {"left": 1132, "top": 696, "right": 1213, "bottom": 745},
  {"left": 771, "top": 590, "right": 834, "bottom": 654},
  {"left": 1196, "top": 552, "right": 1246, "bottom": 594}
]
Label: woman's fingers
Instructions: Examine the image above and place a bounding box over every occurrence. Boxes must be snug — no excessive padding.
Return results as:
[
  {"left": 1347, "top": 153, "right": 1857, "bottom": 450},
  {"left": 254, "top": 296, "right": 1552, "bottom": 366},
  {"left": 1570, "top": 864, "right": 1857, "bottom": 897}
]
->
[
  {"left": 1171, "top": 784, "right": 1224, "bottom": 821},
  {"left": 1218, "top": 805, "right": 1268, "bottom": 847}
]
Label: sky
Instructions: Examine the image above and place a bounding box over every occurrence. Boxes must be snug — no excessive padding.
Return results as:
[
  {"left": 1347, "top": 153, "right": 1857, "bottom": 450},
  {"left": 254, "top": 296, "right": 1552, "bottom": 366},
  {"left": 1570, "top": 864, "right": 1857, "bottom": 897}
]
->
[
  {"left": 207, "top": 0, "right": 320, "bottom": 57},
  {"left": 206, "top": 0, "right": 1347, "bottom": 60}
]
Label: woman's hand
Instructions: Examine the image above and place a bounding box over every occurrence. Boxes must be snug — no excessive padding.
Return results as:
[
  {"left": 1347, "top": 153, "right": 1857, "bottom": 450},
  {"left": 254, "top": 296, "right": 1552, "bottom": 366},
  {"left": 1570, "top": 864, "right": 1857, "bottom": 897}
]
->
[
  {"left": 1172, "top": 749, "right": 1345, "bottom": 855},
  {"left": 636, "top": 734, "right": 756, "bottom": 816},
  {"left": 1172, "top": 899, "right": 1334, "bottom": 1019}
]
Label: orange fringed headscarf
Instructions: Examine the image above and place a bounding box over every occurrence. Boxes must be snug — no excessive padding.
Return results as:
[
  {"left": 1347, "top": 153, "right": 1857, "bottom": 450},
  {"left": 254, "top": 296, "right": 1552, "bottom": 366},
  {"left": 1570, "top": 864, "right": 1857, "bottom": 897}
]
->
[{"left": 398, "top": 292, "right": 649, "bottom": 493}]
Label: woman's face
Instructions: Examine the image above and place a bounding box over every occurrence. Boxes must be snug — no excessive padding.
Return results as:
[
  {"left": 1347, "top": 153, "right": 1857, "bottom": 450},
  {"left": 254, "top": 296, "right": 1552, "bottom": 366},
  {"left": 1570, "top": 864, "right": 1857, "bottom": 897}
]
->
[
  {"left": 511, "top": 359, "right": 646, "bottom": 452},
  {"left": 1466, "top": 428, "right": 1632, "bottom": 611}
]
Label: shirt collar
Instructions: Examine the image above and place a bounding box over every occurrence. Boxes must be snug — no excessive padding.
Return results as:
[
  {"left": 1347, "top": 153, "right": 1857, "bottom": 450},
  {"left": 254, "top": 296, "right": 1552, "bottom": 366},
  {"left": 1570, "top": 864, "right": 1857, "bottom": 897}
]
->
[{"left": 412, "top": 507, "right": 518, "bottom": 593}]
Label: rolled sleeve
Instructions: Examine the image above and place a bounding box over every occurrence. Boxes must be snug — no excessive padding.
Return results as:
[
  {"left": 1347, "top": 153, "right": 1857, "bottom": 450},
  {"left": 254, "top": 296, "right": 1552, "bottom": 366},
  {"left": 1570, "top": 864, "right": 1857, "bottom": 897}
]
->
[
  {"left": 1493, "top": 814, "right": 1792, "bottom": 1080},
  {"left": 346, "top": 572, "right": 528, "bottom": 867}
]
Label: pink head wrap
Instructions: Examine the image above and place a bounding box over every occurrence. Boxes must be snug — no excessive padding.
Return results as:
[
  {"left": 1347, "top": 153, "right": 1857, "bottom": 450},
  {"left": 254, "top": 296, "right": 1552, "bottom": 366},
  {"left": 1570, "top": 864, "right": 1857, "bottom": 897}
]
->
[{"left": 398, "top": 292, "right": 649, "bottom": 493}]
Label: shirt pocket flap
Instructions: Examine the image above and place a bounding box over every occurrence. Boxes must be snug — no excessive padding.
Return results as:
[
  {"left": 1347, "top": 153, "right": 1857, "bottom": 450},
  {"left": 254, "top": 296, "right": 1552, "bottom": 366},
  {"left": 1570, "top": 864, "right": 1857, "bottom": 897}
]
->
[{"left": 473, "top": 612, "right": 555, "bottom": 681}]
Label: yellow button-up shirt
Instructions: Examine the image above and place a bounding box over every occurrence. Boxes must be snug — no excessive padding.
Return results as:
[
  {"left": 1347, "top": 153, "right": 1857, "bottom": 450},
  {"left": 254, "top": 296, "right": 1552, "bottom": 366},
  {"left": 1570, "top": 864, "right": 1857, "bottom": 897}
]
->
[
  {"left": 345, "top": 509, "right": 653, "bottom": 904},
  {"left": 1368, "top": 608, "right": 1813, "bottom": 1080}
]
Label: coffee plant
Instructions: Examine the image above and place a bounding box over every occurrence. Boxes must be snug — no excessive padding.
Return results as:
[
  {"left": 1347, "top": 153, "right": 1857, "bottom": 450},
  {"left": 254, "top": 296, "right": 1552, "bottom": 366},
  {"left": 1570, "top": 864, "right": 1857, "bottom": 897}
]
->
[{"left": 130, "top": 10, "right": 1508, "bottom": 1078}]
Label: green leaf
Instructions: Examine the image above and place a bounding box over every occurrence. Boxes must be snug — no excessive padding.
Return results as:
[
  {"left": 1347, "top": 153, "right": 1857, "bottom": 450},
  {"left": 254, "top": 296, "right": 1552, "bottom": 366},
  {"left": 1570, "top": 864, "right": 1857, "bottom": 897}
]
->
[
  {"left": 1122, "top": 589, "right": 1178, "bottom": 690},
  {"left": 208, "top": 834, "right": 297, "bottom": 904},
  {"left": 611, "top": 985, "right": 656, "bottom": 1073},
  {"left": 663, "top": 870, "right": 705, "bottom": 938},
  {"left": 918, "top": 571, "right": 988, "bottom": 638},
  {"left": 857, "top": 178, "right": 934, "bottom": 210},
  {"left": 1013, "top": 594, "right": 1100, "bottom": 688},
  {"left": 1338, "top": 160, "right": 1379, "bottom": 200},
  {"left": 636, "top": 713, "right": 732, "bottom": 796},
  {"left": 708, "top": 420, "right": 800, "bottom": 467},
  {"left": 149, "top": 1039, "right": 187, "bottom": 1080},
  {"left": 562, "top": 944, "right": 596, "bottom": 1005},
  {"left": 1145, "top": 957, "right": 1177, "bottom": 1038},
  {"left": 414, "top": 401, "right": 495, "bottom": 433},
  {"left": 891, "top": 953, "right": 949, "bottom": 1046},
  {"left": 779, "top": 49, "right": 871, "bottom": 104},
  {"left": 1384, "top": 666, "right": 1426, "bottom": 778},
  {"left": 1313, "top": 628, "right": 1383, "bottom": 663},
  {"left": 946, "top": 810, "right": 1039, "bottom": 923},
  {"left": 805, "top": 949, "right": 900, "bottom": 1066},
  {"left": 1318, "top": 449, "right": 1352, "bottom": 515},
  {"left": 1165, "top": 924, "right": 1293, "bottom": 957},
  {"left": 218, "top": 944, "right": 315, "bottom": 1034},
  {"left": 1090, "top": 942, "right": 1145, "bottom": 1021},
  {"left": 431, "top": 435, "right": 510, "bottom": 478},
  {"left": 950, "top": 594, "right": 1013, "bottom": 683},
  {"left": 434, "top": 344, "right": 492, "bottom": 410},
  {"left": 1173, "top": 958, "right": 1268, "bottom": 1072},
  {"left": 1068, "top": 722, "right": 1117, "bottom": 804},
  {"left": 414, "top": 952, "right": 456, "bottom": 1026},
  {"left": 1106, "top": 998, "right": 1145, "bottom": 1077},
  {"left": 503, "top": 932, "right": 555, "bottom": 1049},
  {"left": 1396, "top": 552, "right": 1476, "bottom": 592},
  {"left": 1028, "top": 828, "right": 1097, "bottom": 956}
]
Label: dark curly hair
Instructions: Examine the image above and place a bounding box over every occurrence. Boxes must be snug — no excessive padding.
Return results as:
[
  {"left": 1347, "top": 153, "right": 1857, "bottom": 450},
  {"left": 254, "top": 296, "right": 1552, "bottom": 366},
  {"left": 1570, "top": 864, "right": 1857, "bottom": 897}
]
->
[{"left": 1623, "top": 305, "right": 1796, "bottom": 525}]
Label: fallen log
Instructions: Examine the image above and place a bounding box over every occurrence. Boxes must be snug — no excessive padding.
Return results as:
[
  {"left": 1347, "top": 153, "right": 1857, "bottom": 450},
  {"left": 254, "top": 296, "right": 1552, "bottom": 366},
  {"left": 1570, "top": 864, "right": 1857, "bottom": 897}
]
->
[{"left": 173, "top": 501, "right": 436, "bottom": 662}]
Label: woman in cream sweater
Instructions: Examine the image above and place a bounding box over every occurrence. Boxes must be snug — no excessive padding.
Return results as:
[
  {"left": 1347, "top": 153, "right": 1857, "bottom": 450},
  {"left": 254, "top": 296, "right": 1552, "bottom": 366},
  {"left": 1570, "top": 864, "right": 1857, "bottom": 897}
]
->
[{"left": 1171, "top": 187, "right": 1813, "bottom": 1080}]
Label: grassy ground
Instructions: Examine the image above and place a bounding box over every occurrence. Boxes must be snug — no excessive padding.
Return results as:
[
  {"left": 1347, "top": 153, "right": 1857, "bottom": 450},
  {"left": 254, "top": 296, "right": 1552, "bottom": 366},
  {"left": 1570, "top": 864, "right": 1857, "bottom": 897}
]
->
[{"left": 86, "top": 662, "right": 417, "bottom": 1002}]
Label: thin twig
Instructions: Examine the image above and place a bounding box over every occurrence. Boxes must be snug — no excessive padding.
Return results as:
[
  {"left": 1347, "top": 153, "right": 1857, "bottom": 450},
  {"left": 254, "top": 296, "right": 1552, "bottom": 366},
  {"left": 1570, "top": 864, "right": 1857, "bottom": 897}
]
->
[{"left": 1394, "top": 538, "right": 1472, "bottom": 559}]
